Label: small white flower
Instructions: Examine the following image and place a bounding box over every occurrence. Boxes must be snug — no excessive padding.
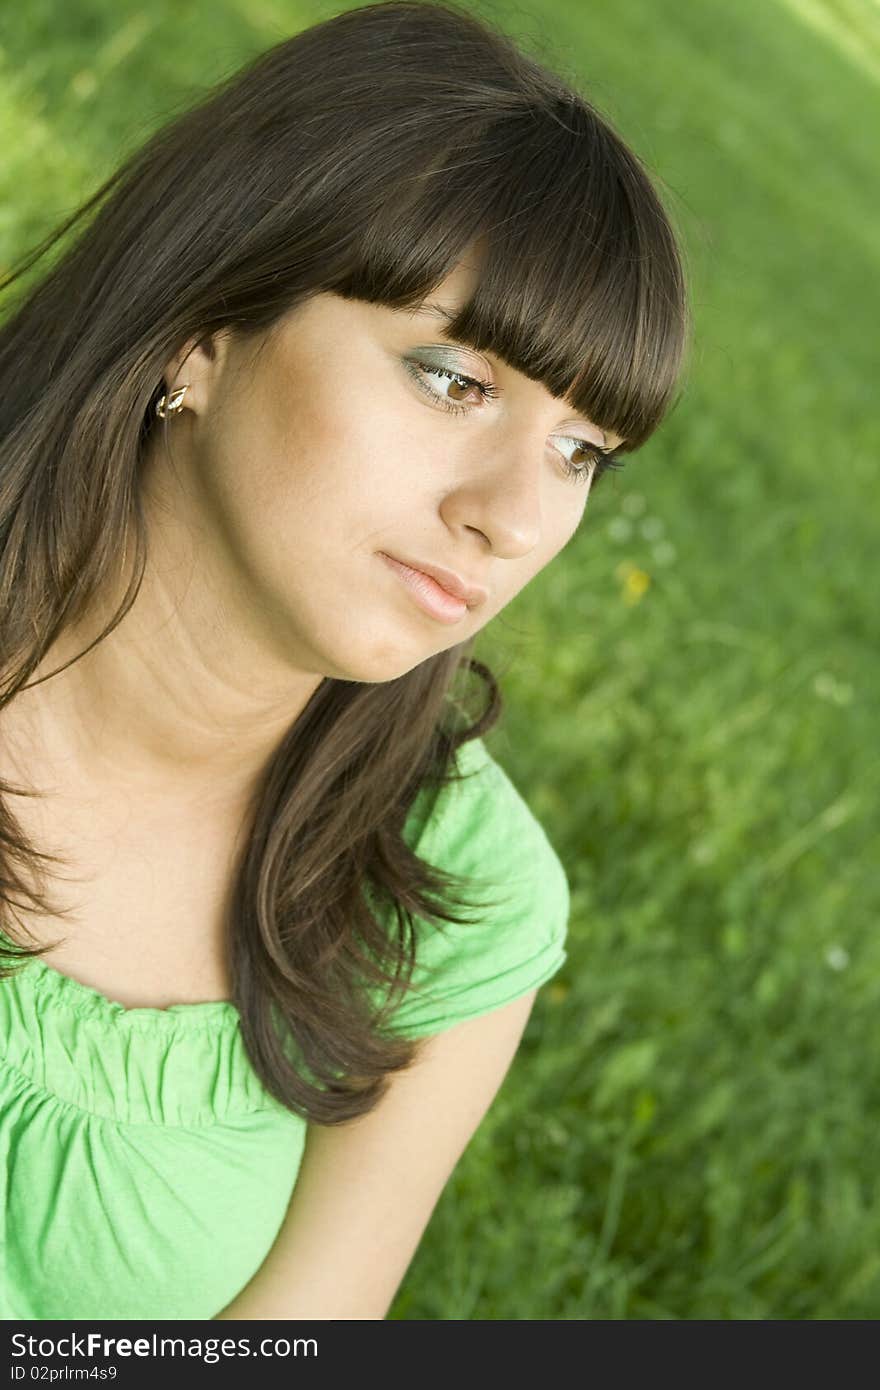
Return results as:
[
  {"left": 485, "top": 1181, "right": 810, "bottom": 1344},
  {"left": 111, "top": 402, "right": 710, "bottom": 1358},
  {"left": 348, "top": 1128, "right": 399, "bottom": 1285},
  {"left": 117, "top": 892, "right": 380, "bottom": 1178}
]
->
[
  {"left": 607, "top": 516, "right": 633, "bottom": 542},
  {"left": 825, "top": 945, "right": 850, "bottom": 972},
  {"left": 813, "top": 672, "right": 854, "bottom": 706},
  {"left": 622, "top": 492, "right": 647, "bottom": 518},
  {"left": 652, "top": 540, "right": 677, "bottom": 566}
]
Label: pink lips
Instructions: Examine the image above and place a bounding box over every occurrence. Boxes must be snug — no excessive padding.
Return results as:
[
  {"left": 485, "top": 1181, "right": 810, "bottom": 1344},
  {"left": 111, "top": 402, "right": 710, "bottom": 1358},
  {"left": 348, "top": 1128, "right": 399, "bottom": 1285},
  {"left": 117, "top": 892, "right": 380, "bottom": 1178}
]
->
[
  {"left": 379, "top": 553, "right": 478, "bottom": 625},
  {"left": 380, "top": 554, "right": 488, "bottom": 607}
]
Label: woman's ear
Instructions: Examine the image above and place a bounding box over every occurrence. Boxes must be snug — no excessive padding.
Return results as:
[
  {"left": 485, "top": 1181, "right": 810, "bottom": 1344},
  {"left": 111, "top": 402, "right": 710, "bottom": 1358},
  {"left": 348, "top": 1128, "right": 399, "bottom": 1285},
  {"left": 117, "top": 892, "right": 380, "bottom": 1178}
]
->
[{"left": 158, "top": 330, "right": 233, "bottom": 415}]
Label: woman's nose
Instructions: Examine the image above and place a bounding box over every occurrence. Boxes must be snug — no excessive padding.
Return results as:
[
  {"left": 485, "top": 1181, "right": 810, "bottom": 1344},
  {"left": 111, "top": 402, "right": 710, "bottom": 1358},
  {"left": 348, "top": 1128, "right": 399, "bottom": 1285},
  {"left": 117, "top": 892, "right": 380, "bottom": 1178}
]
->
[{"left": 440, "top": 442, "right": 544, "bottom": 560}]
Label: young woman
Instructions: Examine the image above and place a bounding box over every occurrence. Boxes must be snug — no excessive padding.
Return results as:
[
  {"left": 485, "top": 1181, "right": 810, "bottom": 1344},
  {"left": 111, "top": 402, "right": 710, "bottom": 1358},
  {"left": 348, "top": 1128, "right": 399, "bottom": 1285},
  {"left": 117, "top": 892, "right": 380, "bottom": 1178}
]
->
[{"left": 0, "top": 1, "right": 689, "bottom": 1320}]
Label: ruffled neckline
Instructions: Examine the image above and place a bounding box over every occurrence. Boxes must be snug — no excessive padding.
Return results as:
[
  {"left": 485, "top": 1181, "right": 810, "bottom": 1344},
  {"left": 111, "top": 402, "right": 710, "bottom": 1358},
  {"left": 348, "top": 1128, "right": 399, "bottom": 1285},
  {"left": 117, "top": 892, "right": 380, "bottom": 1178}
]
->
[
  {"left": 0, "top": 932, "right": 296, "bottom": 1125},
  {"left": 0, "top": 930, "right": 240, "bottom": 1030}
]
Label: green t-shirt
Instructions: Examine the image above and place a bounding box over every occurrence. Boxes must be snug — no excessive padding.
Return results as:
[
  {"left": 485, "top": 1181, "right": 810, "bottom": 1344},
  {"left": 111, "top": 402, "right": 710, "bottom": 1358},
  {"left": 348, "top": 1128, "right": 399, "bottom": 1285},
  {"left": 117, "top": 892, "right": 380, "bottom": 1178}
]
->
[{"left": 0, "top": 735, "right": 570, "bottom": 1319}]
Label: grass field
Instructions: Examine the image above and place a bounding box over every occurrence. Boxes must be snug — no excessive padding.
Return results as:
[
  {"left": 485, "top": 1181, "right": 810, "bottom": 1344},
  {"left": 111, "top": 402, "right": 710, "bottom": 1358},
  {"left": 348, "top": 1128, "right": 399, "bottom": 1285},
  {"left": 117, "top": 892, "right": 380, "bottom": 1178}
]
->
[{"left": 1, "top": 0, "right": 878, "bottom": 1319}]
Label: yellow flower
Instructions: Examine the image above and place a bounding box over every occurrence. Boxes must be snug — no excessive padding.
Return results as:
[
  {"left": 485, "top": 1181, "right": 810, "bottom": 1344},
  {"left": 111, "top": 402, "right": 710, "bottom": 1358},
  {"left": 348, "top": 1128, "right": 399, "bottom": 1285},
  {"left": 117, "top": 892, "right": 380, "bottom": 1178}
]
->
[
  {"left": 614, "top": 561, "right": 651, "bottom": 604},
  {"left": 546, "top": 982, "right": 570, "bottom": 1004}
]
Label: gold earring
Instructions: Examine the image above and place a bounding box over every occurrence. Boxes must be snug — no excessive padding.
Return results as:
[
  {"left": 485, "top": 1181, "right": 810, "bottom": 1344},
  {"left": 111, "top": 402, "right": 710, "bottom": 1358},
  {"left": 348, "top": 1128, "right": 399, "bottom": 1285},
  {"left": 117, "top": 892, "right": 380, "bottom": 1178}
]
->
[{"left": 155, "top": 384, "right": 191, "bottom": 418}]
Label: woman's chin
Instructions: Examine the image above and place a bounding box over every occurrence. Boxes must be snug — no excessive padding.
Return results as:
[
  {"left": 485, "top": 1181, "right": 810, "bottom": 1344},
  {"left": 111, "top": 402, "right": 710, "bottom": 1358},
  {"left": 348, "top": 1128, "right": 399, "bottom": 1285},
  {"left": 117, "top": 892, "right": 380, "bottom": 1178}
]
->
[{"left": 316, "top": 633, "right": 444, "bottom": 686}]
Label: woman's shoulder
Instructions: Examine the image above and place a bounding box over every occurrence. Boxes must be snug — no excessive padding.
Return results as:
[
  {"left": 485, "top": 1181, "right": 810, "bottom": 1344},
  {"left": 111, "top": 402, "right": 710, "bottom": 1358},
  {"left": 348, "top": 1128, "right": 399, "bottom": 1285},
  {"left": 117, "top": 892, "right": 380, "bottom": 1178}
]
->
[
  {"left": 389, "top": 735, "right": 571, "bottom": 1039},
  {"left": 406, "top": 734, "right": 568, "bottom": 888}
]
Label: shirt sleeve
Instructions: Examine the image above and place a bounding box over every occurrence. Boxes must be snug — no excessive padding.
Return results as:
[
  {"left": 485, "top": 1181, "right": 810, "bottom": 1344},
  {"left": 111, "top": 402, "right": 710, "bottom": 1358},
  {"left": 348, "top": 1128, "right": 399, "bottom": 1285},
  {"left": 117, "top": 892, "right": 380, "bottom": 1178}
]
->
[{"left": 380, "top": 735, "right": 571, "bottom": 1040}]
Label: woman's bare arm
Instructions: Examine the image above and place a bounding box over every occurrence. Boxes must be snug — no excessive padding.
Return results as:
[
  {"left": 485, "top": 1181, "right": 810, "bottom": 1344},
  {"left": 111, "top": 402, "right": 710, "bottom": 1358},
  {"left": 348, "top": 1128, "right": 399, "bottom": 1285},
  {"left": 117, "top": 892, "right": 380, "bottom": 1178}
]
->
[{"left": 213, "top": 987, "right": 539, "bottom": 1320}]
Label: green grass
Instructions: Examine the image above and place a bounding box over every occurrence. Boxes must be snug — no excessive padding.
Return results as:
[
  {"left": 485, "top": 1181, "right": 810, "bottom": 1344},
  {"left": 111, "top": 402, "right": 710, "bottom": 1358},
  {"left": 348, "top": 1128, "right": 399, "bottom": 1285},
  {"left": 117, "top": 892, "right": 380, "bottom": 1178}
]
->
[{"left": 2, "top": 0, "right": 878, "bottom": 1319}]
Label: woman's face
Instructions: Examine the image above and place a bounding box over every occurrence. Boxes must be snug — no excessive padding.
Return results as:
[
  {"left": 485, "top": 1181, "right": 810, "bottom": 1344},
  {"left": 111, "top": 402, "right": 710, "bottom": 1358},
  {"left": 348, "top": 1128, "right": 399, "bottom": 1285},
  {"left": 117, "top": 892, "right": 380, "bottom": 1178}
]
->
[{"left": 149, "top": 259, "right": 622, "bottom": 686}]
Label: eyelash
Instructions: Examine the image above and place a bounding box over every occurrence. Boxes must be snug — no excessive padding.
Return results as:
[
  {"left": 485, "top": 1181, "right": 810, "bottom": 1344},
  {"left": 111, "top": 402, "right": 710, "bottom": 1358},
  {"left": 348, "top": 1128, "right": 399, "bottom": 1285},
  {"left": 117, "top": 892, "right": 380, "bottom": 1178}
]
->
[{"left": 405, "top": 360, "right": 626, "bottom": 486}]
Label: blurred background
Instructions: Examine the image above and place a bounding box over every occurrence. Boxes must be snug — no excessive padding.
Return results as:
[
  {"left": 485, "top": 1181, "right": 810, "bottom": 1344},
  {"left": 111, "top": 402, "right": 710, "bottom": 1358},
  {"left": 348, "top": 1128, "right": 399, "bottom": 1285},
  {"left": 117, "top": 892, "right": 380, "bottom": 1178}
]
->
[{"left": 1, "top": 0, "right": 877, "bottom": 1319}]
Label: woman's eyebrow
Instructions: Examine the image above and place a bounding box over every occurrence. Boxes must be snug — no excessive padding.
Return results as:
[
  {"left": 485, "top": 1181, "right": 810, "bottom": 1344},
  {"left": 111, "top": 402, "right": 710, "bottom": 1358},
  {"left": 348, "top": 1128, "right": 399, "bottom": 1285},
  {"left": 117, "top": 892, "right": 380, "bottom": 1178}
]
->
[{"left": 409, "top": 301, "right": 456, "bottom": 322}]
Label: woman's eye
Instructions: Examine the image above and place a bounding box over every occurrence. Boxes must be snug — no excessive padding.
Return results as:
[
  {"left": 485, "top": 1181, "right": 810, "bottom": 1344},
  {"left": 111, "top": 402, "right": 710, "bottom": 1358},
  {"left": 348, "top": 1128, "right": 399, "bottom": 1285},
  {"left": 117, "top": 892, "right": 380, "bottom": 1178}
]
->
[
  {"left": 404, "top": 359, "right": 496, "bottom": 412},
  {"left": 554, "top": 434, "right": 604, "bottom": 483}
]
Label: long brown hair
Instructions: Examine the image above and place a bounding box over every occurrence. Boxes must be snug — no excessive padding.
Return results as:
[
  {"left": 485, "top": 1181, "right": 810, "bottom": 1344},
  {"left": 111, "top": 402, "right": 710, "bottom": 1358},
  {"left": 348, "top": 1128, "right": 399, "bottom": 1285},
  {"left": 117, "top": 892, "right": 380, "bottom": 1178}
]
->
[{"left": 0, "top": 0, "right": 690, "bottom": 1122}]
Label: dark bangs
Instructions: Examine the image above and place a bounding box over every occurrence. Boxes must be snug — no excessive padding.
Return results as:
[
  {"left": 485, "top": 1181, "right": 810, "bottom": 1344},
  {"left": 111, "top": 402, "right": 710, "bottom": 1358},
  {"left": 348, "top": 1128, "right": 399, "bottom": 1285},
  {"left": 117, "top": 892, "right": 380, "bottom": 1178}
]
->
[{"left": 334, "top": 94, "right": 690, "bottom": 453}]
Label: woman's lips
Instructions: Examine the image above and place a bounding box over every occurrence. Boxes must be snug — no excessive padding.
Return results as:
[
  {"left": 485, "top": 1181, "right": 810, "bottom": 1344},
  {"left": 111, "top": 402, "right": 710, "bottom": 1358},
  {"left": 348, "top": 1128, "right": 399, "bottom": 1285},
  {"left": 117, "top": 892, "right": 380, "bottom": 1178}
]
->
[{"left": 379, "top": 553, "right": 470, "bottom": 624}]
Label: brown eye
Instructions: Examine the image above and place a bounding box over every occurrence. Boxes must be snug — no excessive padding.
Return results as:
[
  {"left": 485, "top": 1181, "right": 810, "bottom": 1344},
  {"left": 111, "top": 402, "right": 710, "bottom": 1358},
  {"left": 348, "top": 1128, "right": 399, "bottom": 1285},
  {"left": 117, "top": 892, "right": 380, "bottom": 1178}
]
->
[
  {"left": 404, "top": 358, "right": 500, "bottom": 414},
  {"left": 447, "top": 377, "right": 477, "bottom": 402}
]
